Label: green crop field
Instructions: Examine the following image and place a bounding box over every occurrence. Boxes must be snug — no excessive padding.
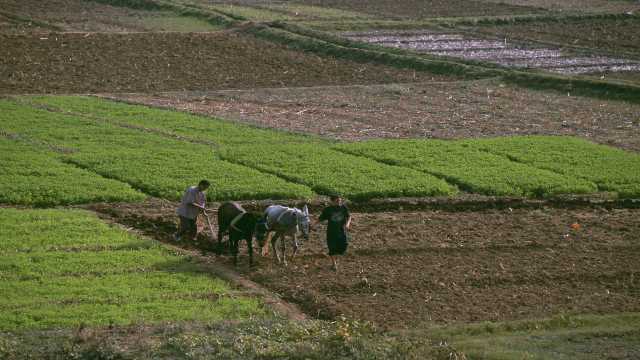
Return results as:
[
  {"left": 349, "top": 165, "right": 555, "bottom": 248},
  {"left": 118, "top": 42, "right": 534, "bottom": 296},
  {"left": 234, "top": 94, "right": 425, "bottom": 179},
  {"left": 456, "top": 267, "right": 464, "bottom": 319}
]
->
[
  {"left": 0, "top": 99, "right": 314, "bottom": 201},
  {"left": 336, "top": 138, "right": 603, "bottom": 198},
  {"left": 0, "top": 208, "right": 266, "bottom": 331},
  {"left": 23, "top": 95, "right": 323, "bottom": 146},
  {"left": 472, "top": 136, "right": 640, "bottom": 198},
  {"left": 0, "top": 136, "right": 144, "bottom": 206},
  {"left": 17, "top": 96, "right": 457, "bottom": 200},
  {"left": 220, "top": 143, "right": 457, "bottom": 200},
  {"left": 5, "top": 97, "right": 638, "bottom": 201}
]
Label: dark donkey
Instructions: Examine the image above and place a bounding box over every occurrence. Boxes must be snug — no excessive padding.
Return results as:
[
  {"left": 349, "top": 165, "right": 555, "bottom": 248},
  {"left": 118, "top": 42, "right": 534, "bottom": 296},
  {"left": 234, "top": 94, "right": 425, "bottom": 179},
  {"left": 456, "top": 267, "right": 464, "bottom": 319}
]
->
[{"left": 217, "top": 202, "right": 261, "bottom": 266}]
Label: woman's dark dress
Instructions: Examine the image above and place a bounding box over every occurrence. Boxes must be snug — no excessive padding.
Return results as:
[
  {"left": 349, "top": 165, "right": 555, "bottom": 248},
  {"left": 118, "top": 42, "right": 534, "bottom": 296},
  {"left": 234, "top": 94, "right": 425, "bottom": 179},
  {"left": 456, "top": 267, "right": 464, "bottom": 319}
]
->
[{"left": 319, "top": 205, "right": 350, "bottom": 255}]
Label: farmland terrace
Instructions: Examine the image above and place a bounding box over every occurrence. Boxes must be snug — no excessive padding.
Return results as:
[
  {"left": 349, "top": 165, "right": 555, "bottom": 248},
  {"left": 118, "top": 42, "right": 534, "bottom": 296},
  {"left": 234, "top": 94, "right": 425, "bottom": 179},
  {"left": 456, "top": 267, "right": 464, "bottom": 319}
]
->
[
  {"left": 95, "top": 198, "right": 640, "bottom": 329},
  {"left": 108, "top": 80, "right": 640, "bottom": 152},
  {"left": 2, "top": 0, "right": 640, "bottom": 358}
]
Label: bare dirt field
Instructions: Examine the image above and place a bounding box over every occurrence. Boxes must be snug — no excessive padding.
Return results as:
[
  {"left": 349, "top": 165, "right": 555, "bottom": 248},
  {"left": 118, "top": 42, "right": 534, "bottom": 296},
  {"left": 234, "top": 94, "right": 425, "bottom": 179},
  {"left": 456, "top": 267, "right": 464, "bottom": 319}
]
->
[
  {"left": 90, "top": 198, "right": 640, "bottom": 329},
  {"left": 108, "top": 79, "right": 640, "bottom": 152},
  {"left": 0, "top": 31, "right": 453, "bottom": 94}
]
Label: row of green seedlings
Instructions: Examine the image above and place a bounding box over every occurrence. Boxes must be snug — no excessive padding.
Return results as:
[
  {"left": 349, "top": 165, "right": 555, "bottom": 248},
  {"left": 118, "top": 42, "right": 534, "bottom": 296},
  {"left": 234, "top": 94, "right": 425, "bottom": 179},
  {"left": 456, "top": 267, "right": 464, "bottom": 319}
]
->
[
  {"left": 335, "top": 136, "right": 640, "bottom": 198},
  {"left": 0, "top": 208, "right": 264, "bottom": 331},
  {"left": 0, "top": 99, "right": 313, "bottom": 204},
  {"left": 3, "top": 97, "right": 456, "bottom": 203},
  {"left": 27, "top": 95, "right": 454, "bottom": 199},
  {"left": 36, "top": 96, "right": 639, "bottom": 198},
  {"left": 0, "top": 136, "right": 144, "bottom": 206},
  {"left": 6, "top": 96, "right": 640, "bottom": 204}
]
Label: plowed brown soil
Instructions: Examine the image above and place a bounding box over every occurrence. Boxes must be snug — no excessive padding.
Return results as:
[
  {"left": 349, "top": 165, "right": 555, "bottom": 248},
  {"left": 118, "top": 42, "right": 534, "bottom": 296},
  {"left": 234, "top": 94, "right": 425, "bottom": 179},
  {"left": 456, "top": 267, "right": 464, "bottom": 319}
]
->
[
  {"left": 89, "top": 198, "right": 640, "bottom": 329},
  {"left": 108, "top": 80, "right": 640, "bottom": 152},
  {"left": 0, "top": 31, "right": 450, "bottom": 94}
]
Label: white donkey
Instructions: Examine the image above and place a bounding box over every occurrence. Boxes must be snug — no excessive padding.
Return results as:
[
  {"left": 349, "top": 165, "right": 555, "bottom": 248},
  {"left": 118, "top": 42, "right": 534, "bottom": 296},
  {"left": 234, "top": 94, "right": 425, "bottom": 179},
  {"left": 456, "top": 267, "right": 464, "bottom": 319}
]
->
[{"left": 255, "top": 205, "right": 310, "bottom": 265}]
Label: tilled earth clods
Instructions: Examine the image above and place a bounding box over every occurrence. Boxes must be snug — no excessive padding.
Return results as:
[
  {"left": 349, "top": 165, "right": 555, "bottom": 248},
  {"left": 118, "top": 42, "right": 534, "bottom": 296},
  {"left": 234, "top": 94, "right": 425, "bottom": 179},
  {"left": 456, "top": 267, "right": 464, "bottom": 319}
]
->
[
  {"left": 0, "top": 31, "right": 446, "bottom": 94},
  {"left": 107, "top": 80, "right": 640, "bottom": 151},
  {"left": 90, "top": 198, "right": 640, "bottom": 329}
]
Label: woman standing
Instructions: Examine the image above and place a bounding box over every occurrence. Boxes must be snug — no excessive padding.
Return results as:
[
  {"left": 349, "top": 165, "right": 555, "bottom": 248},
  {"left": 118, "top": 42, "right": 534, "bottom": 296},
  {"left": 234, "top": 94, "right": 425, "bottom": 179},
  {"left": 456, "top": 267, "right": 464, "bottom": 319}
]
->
[{"left": 318, "top": 194, "right": 352, "bottom": 272}]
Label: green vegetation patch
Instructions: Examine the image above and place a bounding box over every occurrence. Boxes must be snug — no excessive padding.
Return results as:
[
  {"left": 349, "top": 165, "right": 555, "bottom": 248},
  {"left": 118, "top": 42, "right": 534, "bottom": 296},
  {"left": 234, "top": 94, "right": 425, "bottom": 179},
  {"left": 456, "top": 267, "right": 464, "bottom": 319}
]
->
[
  {"left": 0, "top": 100, "right": 314, "bottom": 201},
  {"left": 472, "top": 136, "right": 640, "bottom": 198},
  {"left": 0, "top": 249, "right": 180, "bottom": 281},
  {"left": 2, "top": 297, "right": 260, "bottom": 331},
  {"left": 138, "top": 13, "right": 224, "bottom": 31},
  {"left": 0, "top": 208, "right": 265, "bottom": 331},
  {"left": 336, "top": 138, "right": 598, "bottom": 197},
  {"left": 0, "top": 136, "right": 144, "bottom": 206},
  {"left": 0, "top": 272, "right": 227, "bottom": 309},
  {"left": 26, "top": 95, "right": 323, "bottom": 146},
  {"left": 220, "top": 144, "right": 457, "bottom": 200},
  {"left": 14, "top": 97, "right": 455, "bottom": 200},
  {"left": 207, "top": 4, "right": 292, "bottom": 22},
  {"left": 0, "top": 208, "right": 151, "bottom": 252}
]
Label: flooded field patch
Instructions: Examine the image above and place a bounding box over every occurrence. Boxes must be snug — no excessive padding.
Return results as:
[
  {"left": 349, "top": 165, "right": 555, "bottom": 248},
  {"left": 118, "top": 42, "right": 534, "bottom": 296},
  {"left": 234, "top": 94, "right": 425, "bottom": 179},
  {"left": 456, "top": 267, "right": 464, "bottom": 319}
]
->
[{"left": 343, "top": 29, "right": 640, "bottom": 75}]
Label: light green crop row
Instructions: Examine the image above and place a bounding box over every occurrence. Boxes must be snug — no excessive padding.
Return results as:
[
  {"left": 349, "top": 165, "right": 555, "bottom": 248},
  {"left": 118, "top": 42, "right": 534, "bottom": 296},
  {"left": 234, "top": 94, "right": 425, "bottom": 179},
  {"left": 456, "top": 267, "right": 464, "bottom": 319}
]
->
[
  {"left": 220, "top": 143, "right": 457, "bottom": 200},
  {"left": 470, "top": 136, "right": 640, "bottom": 198},
  {"left": 0, "top": 208, "right": 152, "bottom": 252},
  {"left": 17, "top": 97, "right": 456, "bottom": 200},
  {"left": 0, "top": 100, "right": 314, "bottom": 202},
  {"left": 335, "top": 139, "right": 599, "bottom": 198},
  {"left": 0, "top": 248, "right": 183, "bottom": 281},
  {"left": 9, "top": 97, "right": 638, "bottom": 201},
  {"left": 0, "top": 272, "right": 228, "bottom": 309},
  {"left": 25, "top": 96, "right": 322, "bottom": 146},
  {"left": 0, "top": 209, "right": 266, "bottom": 330},
  {"left": 0, "top": 137, "right": 145, "bottom": 206}
]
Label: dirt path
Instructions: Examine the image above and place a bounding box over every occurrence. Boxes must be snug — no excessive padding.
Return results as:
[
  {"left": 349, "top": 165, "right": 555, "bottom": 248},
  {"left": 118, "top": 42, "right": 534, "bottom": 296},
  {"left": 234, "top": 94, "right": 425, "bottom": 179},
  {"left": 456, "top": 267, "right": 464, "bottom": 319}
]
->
[{"left": 89, "top": 198, "right": 640, "bottom": 329}]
